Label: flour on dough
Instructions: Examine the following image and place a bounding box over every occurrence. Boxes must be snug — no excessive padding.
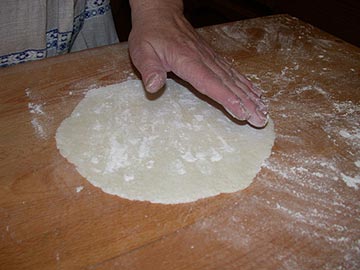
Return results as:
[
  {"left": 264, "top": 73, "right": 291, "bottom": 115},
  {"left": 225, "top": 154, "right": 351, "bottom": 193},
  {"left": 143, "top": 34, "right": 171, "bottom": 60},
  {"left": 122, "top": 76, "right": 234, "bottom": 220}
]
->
[{"left": 56, "top": 79, "right": 275, "bottom": 204}]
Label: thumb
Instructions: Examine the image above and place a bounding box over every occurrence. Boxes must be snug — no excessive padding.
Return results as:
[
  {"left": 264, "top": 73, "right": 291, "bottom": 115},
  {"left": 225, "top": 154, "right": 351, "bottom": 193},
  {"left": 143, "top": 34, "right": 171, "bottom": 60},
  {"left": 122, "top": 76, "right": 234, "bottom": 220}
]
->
[{"left": 129, "top": 41, "right": 167, "bottom": 93}]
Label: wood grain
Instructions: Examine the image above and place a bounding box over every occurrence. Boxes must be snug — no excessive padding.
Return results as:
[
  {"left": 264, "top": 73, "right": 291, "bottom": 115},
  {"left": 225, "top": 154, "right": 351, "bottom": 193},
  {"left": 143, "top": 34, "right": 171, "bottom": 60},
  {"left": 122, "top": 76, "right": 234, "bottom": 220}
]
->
[{"left": 1, "top": 15, "right": 359, "bottom": 270}]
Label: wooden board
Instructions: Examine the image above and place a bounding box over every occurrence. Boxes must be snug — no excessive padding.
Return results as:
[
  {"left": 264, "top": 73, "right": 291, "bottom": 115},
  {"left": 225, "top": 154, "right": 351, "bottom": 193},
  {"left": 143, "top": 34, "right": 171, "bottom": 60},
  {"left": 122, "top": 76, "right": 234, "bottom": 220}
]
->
[{"left": 1, "top": 15, "right": 359, "bottom": 269}]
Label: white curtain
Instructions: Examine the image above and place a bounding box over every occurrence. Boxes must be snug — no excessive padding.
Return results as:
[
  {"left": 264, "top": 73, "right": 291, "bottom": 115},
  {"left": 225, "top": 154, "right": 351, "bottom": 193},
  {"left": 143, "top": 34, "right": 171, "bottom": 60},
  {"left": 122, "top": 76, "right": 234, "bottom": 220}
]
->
[{"left": 0, "top": 0, "right": 118, "bottom": 67}]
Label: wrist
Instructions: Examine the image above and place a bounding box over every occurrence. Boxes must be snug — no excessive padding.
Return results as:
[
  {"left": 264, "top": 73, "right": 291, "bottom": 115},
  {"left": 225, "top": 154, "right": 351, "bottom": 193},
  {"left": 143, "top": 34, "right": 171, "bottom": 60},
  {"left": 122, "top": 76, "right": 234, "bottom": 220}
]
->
[{"left": 129, "top": 0, "right": 183, "bottom": 20}]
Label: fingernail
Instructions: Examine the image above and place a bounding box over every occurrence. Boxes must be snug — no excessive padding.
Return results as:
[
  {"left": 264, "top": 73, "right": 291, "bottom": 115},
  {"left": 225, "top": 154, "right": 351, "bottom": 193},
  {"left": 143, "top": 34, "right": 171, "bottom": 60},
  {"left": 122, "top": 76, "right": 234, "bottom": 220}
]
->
[
  {"left": 146, "top": 74, "right": 159, "bottom": 92},
  {"left": 256, "top": 108, "right": 269, "bottom": 125},
  {"left": 257, "top": 98, "right": 268, "bottom": 114},
  {"left": 247, "top": 108, "right": 268, "bottom": 127}
]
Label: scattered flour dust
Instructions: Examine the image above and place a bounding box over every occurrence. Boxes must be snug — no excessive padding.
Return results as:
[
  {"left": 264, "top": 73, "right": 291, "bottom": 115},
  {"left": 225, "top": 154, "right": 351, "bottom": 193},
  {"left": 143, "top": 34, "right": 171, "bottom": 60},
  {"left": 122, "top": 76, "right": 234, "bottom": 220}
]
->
[
  {"left": 28, "top": 103, "right": 45, "bottom": 115},
  {"left": 192, "top": 15, "right": 360, "bottom": 269},
  {"left": 55, "top": 79, "right": 275, "bottom": 204},
  {"left": 25, "top": 88, "right": 52, "bottom": 140},
  {"left": 340, "top": 174, "right": 360, "bottom": 190},
  {"left": 76, "top": 186, "right": 84, "bottom": 193},
  {"left": 30, "top": 118, "right": 47, "bottom": 139}
]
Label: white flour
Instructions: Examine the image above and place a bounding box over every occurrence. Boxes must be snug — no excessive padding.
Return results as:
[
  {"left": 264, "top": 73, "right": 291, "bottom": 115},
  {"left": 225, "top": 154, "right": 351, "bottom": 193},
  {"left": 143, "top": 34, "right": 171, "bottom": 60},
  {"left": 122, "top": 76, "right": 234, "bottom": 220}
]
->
[{"left": 26, "top": 88, "right": 51, "bottom": 140}]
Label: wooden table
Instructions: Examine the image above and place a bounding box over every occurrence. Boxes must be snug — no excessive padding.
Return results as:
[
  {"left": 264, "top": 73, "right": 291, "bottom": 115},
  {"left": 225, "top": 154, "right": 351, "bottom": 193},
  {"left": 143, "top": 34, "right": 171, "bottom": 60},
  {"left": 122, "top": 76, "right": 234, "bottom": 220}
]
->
[{"left": 1, "top": 15, "right": 359, "bottom": 270}]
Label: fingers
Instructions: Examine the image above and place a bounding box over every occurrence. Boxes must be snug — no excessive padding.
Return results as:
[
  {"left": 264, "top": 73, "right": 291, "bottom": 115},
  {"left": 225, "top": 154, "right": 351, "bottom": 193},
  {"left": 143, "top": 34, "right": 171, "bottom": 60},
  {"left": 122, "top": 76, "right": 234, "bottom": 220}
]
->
[
  {"left": 215, "top": 57, "right": 263, "bottom": 98},
  {"left": 173, "top": 58, "right": 251, "bottom": 122},
  {"left": 210, "top": 57, "right": 266, "bottom": 109},
  {"left": 196, "top": 39, "right": 263, "bottom": 99},
  {"left": 129, "top": 41, "right": 167, "bottom": 93},
  {"left": 173, "top": 53, "right": 268, "bottom": 127},
  {"left": 211, "top": 57, "right": 268, "bottom": 121}
]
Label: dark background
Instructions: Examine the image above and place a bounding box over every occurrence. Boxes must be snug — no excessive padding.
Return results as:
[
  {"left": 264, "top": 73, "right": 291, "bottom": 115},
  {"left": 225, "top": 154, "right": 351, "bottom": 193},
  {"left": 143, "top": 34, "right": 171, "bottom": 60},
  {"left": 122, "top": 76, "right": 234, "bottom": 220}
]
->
[{"left": 111, "top": 0, "right": 360, "bottom": 47}]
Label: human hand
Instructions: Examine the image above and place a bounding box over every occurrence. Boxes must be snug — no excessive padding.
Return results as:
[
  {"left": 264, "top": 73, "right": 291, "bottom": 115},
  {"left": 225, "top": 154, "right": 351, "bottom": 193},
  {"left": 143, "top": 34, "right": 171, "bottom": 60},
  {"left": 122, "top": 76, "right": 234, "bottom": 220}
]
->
[{"left": 128, "top": 4, "right": 268, "bottom": 127}]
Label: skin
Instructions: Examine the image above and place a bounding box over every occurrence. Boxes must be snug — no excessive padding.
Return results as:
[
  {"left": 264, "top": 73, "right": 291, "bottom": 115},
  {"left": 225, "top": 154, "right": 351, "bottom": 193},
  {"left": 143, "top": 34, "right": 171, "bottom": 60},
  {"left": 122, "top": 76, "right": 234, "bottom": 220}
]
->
[{"left": 128, "top": 0, "right": 268, "bottom": 127}]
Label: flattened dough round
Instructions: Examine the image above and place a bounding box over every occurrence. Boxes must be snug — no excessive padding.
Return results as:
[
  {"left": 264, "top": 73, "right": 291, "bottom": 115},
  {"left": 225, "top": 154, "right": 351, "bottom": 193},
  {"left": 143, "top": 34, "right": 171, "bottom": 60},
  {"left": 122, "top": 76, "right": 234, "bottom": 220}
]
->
[{"left": 56, "top": 79, "right": 275, "bottom": 204}]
